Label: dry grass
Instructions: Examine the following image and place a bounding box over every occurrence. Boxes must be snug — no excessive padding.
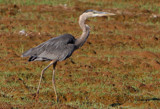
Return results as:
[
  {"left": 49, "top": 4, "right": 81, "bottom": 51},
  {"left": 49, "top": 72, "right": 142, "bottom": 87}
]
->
[{"left": 0, "top": 0, "right": 160, "bottom": 108}]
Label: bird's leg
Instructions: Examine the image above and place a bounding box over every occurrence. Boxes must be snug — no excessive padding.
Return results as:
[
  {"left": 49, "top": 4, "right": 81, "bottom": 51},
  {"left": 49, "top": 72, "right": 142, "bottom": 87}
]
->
[
  {"left": 52, "top": 62, "right": 58, "bottom": 102},
  {"left": 36, "top": 60, "right": 55, "bottom": 94}
]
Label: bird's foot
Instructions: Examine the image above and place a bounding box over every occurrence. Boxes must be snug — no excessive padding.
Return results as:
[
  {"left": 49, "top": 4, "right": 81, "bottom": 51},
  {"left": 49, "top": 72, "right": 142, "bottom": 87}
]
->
[{"left": 31, "top": 92, "right": 39, "bottom": 102}]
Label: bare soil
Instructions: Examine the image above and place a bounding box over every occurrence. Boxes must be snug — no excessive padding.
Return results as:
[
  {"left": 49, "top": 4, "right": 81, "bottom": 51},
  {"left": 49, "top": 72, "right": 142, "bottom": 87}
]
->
[{"left": 0, "top": 1, "right": 160, "bottom": 108}]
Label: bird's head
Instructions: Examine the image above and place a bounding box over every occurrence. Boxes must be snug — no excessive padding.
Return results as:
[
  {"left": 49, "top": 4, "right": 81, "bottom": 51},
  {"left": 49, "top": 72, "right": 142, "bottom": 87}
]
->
[{"left": 82, "top": 9, "right": 115, "bottom": 18}]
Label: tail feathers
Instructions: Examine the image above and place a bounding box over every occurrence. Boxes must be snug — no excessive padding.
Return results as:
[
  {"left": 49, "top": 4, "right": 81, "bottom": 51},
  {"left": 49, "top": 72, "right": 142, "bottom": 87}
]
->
[
  {"left": 28, "top": 56, "right": 37, "bottom": 62},
  {"left": 22, "top": 48, "right": 36, "bottom": 57}
]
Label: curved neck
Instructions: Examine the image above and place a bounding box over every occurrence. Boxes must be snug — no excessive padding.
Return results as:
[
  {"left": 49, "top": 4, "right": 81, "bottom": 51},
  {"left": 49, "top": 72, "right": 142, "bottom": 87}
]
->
[{"left": 75, "top": 14, "right": 90, "bottom": 49}]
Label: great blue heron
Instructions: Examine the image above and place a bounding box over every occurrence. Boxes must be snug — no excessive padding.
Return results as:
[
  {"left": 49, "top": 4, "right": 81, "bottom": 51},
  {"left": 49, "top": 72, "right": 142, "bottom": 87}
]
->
[{"left": 22, "top": 9, "right": 115, "bottom": 102}]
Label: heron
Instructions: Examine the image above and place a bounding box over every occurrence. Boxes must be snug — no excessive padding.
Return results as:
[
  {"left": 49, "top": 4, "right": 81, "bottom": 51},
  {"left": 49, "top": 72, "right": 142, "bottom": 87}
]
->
[{"left": 21, "top": 9, "right": 115, "bottom": 102}]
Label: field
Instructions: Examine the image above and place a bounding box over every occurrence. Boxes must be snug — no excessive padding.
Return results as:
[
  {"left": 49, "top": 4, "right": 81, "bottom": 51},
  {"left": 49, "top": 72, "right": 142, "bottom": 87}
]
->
[{"left": 0, "top": 0, "right": 160, "bottom": 108}]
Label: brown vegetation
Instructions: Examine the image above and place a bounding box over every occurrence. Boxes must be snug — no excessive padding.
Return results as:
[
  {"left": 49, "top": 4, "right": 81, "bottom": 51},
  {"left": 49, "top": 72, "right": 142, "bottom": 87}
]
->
[{"left": 0, "top": 0, "right": 160, "bottom": 108}]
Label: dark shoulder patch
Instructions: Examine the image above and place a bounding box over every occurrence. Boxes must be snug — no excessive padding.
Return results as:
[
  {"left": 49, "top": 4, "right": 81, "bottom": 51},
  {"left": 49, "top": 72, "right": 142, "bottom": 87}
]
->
[{"left": 59, "top": 34, "right": 76, "bottom": 44}]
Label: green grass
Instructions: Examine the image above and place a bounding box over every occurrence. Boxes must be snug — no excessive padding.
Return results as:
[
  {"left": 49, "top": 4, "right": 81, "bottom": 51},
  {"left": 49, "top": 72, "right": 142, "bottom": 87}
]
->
[
  {"left": 66, "top": 100, "right": 107, "bottom": 108},
  {"left": 140, "top": 2, "right": 160, "bottom": 13},
  {"left": 111, "top": 2, "right": 134, "bottom": 9},
  {"left": 0, "top": 0, "right": 160, "bottom": 108},
  {"left": 0, "top": 0, "right": 74, "bottom": 6}
]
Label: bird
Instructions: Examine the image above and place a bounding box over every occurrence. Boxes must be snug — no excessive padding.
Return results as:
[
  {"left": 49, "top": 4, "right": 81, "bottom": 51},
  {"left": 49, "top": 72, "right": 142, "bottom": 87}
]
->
[{"left": 21, "top": 9, "right": 115, "bottom": 102}]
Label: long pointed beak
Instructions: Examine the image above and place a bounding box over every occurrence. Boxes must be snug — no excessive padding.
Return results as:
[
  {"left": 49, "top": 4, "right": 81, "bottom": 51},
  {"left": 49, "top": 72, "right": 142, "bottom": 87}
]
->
[
  {"left": 94, "top": 11, "right": 116, "bottom": 17},
  {"left": 103, "top": 12, "right": 116, "bottom": 16}
]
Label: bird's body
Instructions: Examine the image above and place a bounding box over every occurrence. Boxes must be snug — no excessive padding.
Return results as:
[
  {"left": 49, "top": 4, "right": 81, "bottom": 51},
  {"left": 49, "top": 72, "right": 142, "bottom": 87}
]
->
[
  {"left": 22, "top": 34, "right": 76, "bottom": 61},
  {"left": 22, "top": 9, "right": 115, "bottom": 102}
]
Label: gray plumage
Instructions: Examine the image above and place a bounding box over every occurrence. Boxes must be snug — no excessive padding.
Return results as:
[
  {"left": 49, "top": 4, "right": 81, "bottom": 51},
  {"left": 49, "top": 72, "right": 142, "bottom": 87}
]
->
[
  {"left": 22, "top": 9, "right": 115, "bottom": 102},
  {"left": 22, "top": 34, "right": 76, "bottom": 61}
]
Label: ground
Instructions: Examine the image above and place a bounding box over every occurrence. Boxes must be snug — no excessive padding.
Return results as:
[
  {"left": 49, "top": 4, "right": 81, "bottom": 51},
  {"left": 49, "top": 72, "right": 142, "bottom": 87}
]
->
[{"left": 0, "top": 0, "right": 160, "bottom": 108}]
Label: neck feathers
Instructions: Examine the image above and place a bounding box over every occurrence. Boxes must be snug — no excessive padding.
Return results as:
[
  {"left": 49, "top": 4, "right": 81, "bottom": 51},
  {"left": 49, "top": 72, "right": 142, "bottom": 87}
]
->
[{"left": 75, "top": 14, "right": 90, "bottom": 49}]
